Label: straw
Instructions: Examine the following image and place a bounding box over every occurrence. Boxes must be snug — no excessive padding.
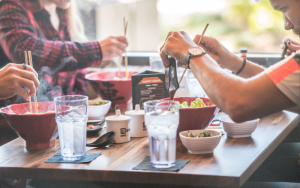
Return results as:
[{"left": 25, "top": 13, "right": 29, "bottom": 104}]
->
[
  {"left": 174, "top": 23, "right": 209, "bottom": 97},
  {"left": 28, "top": 51, "right": 38, "bottom": 114},
  {"left": 24, "top": 51, "right": 32, "bottom": 114}
]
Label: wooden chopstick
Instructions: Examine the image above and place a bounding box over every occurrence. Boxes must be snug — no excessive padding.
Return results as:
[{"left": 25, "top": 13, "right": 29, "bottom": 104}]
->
[
  {"left": 27, "top": 51, "right": 38, "bottom": 114},
  {"left": 118, "top": 17, "right": 129, "bottom": 78},
  {"left": 124, "top": 19, "right": 129, "bottom": 78},
  {"left": 174, "top": 24, "right": 209, "bottom": 97},
  {"left": 24, "top": 51, "right": 32, "bottom": 114}
]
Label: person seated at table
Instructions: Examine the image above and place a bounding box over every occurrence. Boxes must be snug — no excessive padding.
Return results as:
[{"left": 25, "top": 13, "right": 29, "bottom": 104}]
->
[
  {"left": 0, "top": 63, "right": 39, "bottom": 101},
  {"left": 0, "top": 0, "right": 128, "bottom": 147},
  {"left": 0, "top": 0, "right": 128, "bottom": 102},
  {"left": 160, "top": 0, "right": 300, "bottom": 186}
]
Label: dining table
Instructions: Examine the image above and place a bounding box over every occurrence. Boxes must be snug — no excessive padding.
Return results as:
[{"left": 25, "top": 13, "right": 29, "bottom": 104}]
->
[{"left": 0, "top": 110, "right": 299, "bottom": 188}]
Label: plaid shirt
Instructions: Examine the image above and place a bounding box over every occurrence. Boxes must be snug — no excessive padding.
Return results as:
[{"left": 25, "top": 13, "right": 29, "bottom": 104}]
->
[{"left": 0, "top": 0, "right": 102, "bottom": 104}]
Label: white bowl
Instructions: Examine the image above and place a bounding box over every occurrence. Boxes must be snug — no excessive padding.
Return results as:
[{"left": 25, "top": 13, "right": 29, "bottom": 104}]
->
[
  {"left": 179, "top": 130, "right": 222, "bottom": 154},
  {"left": 88, "top": 100, "right": 111, "bottom": 120},
  {"left": 219, "top": 116, "right": 259, "bottom": 138}
]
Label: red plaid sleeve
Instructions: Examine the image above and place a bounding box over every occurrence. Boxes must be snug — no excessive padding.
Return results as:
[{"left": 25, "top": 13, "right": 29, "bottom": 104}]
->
[{"left": 0, "top": 0, "right": 102, "bottom": 71}]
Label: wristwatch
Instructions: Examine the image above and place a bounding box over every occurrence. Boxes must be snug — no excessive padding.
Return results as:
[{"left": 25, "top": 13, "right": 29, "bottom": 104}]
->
[{"left": 185, "top": 47, "right": 206, "bottom": 68}]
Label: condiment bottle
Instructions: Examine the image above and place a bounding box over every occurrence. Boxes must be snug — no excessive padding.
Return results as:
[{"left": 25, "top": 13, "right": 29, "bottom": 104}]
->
[
  {"left": 240, "top": 48, "right": 248, "bottom": 60},
  {"left": 105, "top": 109, "right": 131, "bottom": 143},
  {"left": 125, "top": 104, "right": 147, "bottom": 137}
]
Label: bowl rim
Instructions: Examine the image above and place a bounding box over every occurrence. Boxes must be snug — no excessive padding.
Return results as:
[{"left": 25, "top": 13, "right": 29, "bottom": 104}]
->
[
  {"left": 88, "top": 100, "right": 111, "bottom": 107},
  {"left": 219, "top": 115, "right": 259, "bottom": 125},
  {"left": 179, "top": 129, "right": 222, "bottom": 139},
  {"left": 85, "top": 71, "right": 138, "bottom": 81},
  {"left": 0, "top": 101, "right": 55, "bottom": 116}
]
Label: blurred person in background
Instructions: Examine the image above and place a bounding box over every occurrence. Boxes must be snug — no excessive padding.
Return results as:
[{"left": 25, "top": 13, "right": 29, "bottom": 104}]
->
[
  {"left": 0, "top": 0, "right": 127, "bottom": 101},
  {"left": 0, "top": 0, "right": 128, "bottom": 146},
  {"left": 160, "top": 0, "right": 300, "bottom": 186}
]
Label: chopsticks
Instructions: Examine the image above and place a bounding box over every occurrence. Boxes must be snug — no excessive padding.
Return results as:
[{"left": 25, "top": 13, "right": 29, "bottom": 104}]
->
[
  {"left": 24, "top": 51, "right": 38, "bottom": 114},
  {"left": 118, "top": 17, "right": 129, "bottom": 78},
  {"left": 24, "top": 51, "right": 32, "bottom": 114},
  {"left": 174, "top": 23, "right": 209, "bottom": 97},
  {"left": 281, "top": 41, "right": 288, "bottom": 60}
]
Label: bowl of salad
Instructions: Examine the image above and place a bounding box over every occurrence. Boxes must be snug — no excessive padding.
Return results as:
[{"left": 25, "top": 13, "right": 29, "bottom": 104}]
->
[
  {"left": 162, "top": 97, "right": 219, "bottom": 141},
  {"left": 179, "top": 130, "right": 222, "bottom": 154},
  {"left": 88, "top": 100, "right": 111, "bottom": 120}
]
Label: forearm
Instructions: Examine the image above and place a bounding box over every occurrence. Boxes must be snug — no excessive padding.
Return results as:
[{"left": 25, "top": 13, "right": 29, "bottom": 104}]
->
[
  {"left": 4, "top": 32, "right": 102, "bottom": 71},
  {"left": 189, "top": 55, "right": 296, "bottom": 122},
  {"left": 227, "top": 57, "right": 265, "bottom": 78},
  {"left": 189, "top": 55, "right": 246, "bottom": 117}
]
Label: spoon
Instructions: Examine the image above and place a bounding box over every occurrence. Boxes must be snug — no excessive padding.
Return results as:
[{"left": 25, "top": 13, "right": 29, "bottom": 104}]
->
[{"left": 86, "top": 131, "right": 116, "bottom": 148}]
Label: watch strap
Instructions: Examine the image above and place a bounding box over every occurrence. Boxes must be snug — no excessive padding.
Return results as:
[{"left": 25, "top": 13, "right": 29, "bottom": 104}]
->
[{"left": 185, "top": 51, "right": 191, "bottom": 69}]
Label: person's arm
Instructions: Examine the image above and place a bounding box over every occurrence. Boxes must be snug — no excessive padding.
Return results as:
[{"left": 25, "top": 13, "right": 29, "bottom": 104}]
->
[
  {"left": 189, "top": 55, "right": 296, "bottom": 122},
  {"left": 160, "top": 31, "right": 297, "bottom": 122},
  {"left": 192, "top": 35, "right": 265, "bottom": 78},
  {"left": 0, "top": 1, "right": 127, "bottom": 72}
]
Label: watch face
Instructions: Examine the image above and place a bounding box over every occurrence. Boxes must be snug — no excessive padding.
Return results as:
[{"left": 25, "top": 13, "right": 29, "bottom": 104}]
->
[{"left": 189, "top": 47, "right": 204, "bottom": 56}]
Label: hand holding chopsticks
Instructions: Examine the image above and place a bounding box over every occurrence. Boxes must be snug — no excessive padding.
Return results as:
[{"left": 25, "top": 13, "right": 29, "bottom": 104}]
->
[{"left": 0, "top": 63, "right": 39, "bottom": 101}]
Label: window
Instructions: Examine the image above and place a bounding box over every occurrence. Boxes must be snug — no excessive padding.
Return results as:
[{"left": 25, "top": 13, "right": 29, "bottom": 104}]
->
[{"left": 78, "top": 0, "right": 296, "bottom": 53}]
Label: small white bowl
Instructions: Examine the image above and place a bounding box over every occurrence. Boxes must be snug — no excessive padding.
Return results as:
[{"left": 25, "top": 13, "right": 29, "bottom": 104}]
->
[
  {"left": 179, "top": 130, "right": 222, "bottom": 154},
  {"left": 219, "top": 115, "right": 259, "bottom": 138},
  {"left": 88, "top": 100, "right": 111, "bottom": 120}
]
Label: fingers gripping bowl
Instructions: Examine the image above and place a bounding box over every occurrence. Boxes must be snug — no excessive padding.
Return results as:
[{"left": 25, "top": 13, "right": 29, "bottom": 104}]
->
[{"left": 0, "top": 101, "right": 58, "bottom": 149}]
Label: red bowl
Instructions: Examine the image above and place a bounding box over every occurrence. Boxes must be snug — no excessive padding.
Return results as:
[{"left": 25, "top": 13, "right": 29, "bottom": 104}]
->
[
  {"left": 0, "top": 101, "right": 58, "bottom": 149},
  {"left": 85, "top": 71, "right": 138, "bottom": 109},
  {"left": 162, "top": 97, "right": 219, "bottom": 141}
]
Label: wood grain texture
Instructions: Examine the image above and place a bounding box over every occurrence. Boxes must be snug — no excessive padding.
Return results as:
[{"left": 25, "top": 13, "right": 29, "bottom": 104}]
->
[{"left": 0, "top": 111, "right": 298, "bottom": 188}]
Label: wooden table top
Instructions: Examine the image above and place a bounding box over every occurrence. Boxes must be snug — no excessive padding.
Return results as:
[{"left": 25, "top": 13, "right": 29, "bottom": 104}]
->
[{"left": 0, "top": 111, "right": 299, "bottom": 188}]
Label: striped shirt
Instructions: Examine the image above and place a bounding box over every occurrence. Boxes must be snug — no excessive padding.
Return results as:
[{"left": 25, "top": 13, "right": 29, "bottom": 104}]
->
[{"left": 266, "top": 52, "right": 300, "bottom": 105}]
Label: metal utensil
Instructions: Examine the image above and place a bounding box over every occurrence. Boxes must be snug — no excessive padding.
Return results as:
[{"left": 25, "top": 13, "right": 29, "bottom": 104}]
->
[{"left": 166, "top": 57, "right": 179, "bottom": 100}]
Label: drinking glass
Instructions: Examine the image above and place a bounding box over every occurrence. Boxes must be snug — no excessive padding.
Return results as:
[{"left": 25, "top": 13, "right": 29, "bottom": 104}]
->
[
  {"left": 149, "top": 56, "right": 164, "bottom": 73},
  {"left": 144, "top": 100, "right": 179, "bottom": 168},
  {"left": 54, "top": 95, "right": 88, "bottom": 161},
  {"left": 186, "top": 69, "right": 207, "bottom": 97}
]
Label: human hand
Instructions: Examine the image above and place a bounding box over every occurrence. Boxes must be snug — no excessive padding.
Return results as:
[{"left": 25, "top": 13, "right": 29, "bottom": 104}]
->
[
  {"left": 193, "top": 35, "right": 242, "bottom": 71},
  {"left": 0, "top": 63, "right": 39, "bottom": 100},
  {"left": 281, "top": 38, "right": 300, "bottom": 57},
  {"left": 100, "top": 36, "right": 128, "bottom": 61},
  {"left": 160, "top": 31, "right": 197, "bottom": 67}
]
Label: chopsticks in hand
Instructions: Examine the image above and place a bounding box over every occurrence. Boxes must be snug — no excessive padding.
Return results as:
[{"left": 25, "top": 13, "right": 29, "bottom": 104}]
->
[{"left": 24, "top": 51, "right": 38, "bottom": 114}]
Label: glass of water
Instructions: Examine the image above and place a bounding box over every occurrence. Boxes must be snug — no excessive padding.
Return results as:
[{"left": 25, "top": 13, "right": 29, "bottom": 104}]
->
[
  {"left": 149, "top": 56, "right": 164, "bottom": 73},
  {"left": 54, "top": 95, "right": 88, "bottom": 161},
  {"left": 186, "top": 69, "right": 207, "bottom": 97},
  {"left": 144, "top": 100, "right": 179, "bottom": 168}
]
